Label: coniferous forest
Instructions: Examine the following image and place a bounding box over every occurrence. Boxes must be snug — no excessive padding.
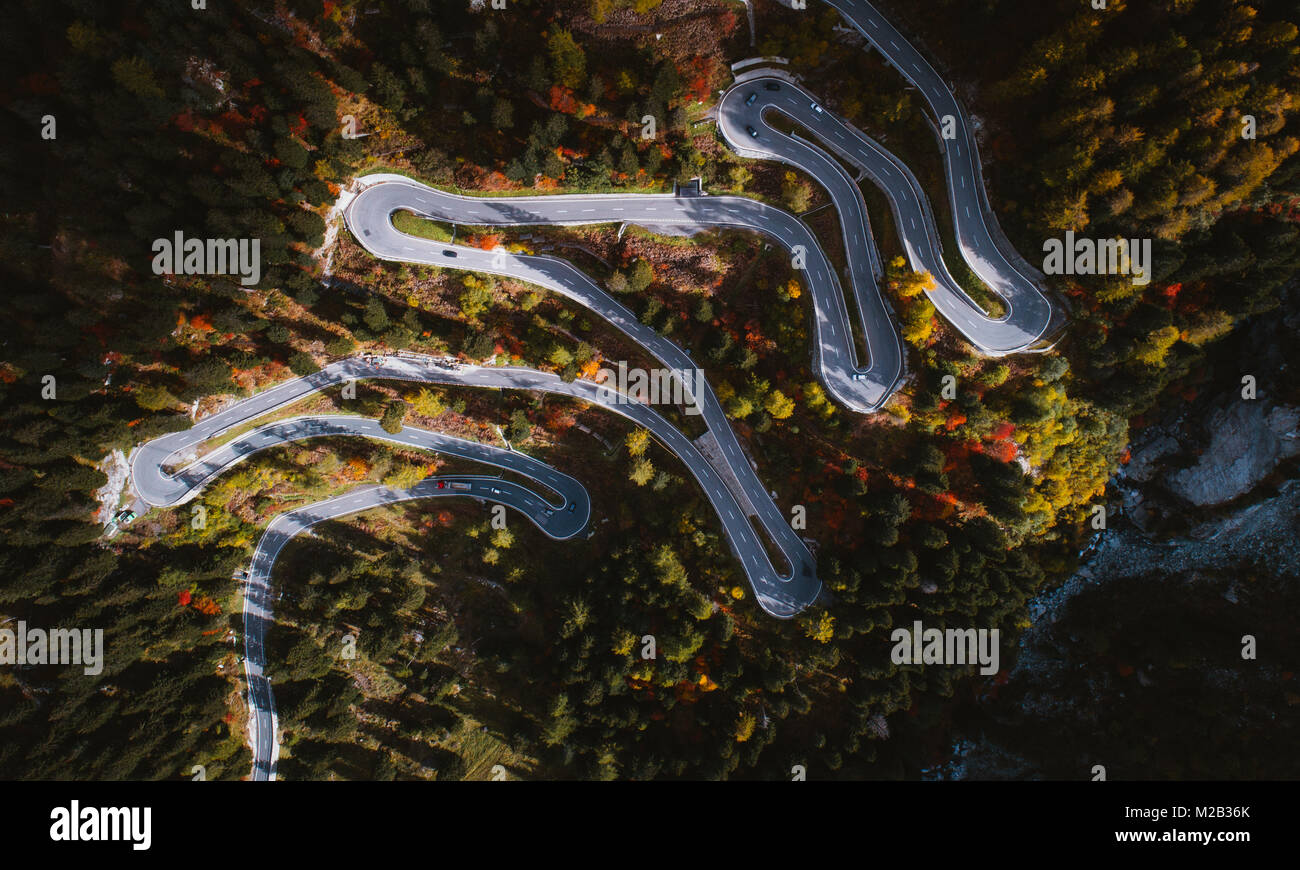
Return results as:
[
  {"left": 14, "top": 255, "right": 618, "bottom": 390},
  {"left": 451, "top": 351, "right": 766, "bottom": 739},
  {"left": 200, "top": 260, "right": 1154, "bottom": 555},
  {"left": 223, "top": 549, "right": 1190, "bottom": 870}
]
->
[{"left": 1, "top": 0, "right": 1297, "bottom": 780}]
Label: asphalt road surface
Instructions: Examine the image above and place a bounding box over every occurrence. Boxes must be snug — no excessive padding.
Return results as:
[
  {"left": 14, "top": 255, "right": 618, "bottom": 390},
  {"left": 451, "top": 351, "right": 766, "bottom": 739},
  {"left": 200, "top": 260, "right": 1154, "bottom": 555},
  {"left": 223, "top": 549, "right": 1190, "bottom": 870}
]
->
[
  {"left": 347, "top": 174, "right": 900, "bottom": 412},
  {"left": 130, "top": 354, "right": 823, "bottom": 777},
  {"left": 718, "top": 72, "right": 1056, "bottom": 353},
  {"left": 133, "top": 410, "right": 590, "bottom": 781},
  {"left": 132, "top": 355, "right": 820, "bottom": 619},
  {"left": 820, "top": 0, "right": 1063, "bottom": 341},
  {"left": 129, "top": 0, "right": 1066, "bottom": 781},
  {"left": 243, "top": 467, "right": 588, "bottom": 781}
]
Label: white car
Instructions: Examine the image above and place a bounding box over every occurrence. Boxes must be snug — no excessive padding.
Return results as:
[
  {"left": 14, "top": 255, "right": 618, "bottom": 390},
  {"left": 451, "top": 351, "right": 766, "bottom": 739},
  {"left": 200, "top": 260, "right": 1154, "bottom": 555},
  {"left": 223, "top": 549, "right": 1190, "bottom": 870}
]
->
[{"left": 810, "top": 102, "right": 824, "bottom": 113}]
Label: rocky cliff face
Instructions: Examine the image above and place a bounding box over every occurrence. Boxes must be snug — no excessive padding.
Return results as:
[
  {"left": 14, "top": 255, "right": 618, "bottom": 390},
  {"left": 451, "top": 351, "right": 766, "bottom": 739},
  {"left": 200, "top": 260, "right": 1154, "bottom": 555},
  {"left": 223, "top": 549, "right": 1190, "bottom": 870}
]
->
[
  {"left": 940, "top": 481, "right": 1300, "bottom": 781},
  {"left": 937, "top": 281, "right": 1300, "bottom": 781},
  {"left": 1119, "top": 276, "right": 1300, "bottom": 530},
  {"left": 1157, "top": 401, "right": 1298, "bottom": 508}
]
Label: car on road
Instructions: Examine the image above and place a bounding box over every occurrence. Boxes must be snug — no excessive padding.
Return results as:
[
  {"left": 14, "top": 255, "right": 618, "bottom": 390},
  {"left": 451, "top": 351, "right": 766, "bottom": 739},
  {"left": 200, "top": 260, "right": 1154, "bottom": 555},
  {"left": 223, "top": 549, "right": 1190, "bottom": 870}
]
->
[
  {"left": 567, "top": 503, "right": 576, "bottom": 512},
  {"left": 850, "top": 373, "right": 865, "bottom": 381},
  {"left": 764, "top": 82, "right": 780, "bottom": 91},
  {"left": 746, "top": 125, "right": 759, "bottom": 138},
  {"left": 442, "top": 249, "right": 457, "bottom": 258},
  {"left": 490, "top": 487, "right": 502, "bottom": 495},
  {"left": 810, "top": 102, "right": 824, "bottom": 113},
  {"left": 436, "top": 480, "right": 446, "bottom": 489},
  {"left": 744, "top": 92, "right": 757, "bottom": 106}
]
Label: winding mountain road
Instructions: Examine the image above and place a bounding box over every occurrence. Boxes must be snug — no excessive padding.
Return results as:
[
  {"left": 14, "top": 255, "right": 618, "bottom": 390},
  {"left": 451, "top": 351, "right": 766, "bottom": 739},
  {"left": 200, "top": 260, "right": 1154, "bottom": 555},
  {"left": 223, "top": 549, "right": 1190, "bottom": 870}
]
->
[
  {"left": 126, "top": 0, "right": 1066, "bottom": 781},
  {"left": 718, "top": 71, "right": 1055, "bottom": 352},
  {"left": 347, "top": 174, "right": 900, "bottom": 412},
  {"left": 132, "top": 403, "right": 592, "bottom": 781},
  {"left": 131, "top": 354, "right": 820, "bottom": 778},
  {"left": 133, "top": 354, "right": 820, "bottom": 618},
  {"left": 821, "top": 0, "right": 1064, "bottom": 341},
  {"left": 242, "top": 453, "right": 590, "bottom": 782}
]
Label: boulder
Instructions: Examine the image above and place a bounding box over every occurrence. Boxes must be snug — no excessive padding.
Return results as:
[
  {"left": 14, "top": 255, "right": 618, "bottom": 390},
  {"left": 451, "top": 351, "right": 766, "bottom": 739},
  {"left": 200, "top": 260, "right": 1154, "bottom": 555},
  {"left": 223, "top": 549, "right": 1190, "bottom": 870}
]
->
[{"left": 1165, "top": 402, "right": 1300, "bottom": 507}]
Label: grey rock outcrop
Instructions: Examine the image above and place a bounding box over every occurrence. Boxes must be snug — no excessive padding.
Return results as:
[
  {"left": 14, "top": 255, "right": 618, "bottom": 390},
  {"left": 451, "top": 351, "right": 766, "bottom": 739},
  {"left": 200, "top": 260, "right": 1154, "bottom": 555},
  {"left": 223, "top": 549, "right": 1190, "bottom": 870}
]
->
[{"left": 1165, "top": 402, "right": 1299, "bottom": 507}]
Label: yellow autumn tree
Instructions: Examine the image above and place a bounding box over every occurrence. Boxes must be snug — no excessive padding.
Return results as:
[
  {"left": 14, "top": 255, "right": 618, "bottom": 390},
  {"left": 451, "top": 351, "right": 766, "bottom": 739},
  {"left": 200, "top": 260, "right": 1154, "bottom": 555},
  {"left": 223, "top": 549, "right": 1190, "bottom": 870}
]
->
[
  {"left": 626, "top": 427, "right": 650, "bottom": 457},
  {"left": 804, "top": 610, "right": 835, "bottom": 644},
  {"left": 630, "top": 456, "right": 654, "bottom": 486},
  {"left": 408, "top": 388, "right": 446, "bottom": 418},
  {"left": 764, "top": 389, "right": 796, "bottom": 420}
]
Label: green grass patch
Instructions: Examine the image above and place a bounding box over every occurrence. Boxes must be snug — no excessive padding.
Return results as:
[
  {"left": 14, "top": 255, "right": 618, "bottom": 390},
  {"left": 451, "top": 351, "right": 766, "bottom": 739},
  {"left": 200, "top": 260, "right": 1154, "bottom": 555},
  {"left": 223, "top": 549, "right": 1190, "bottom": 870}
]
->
[{"left": 391, "top": 210, "right": 455, "bottom": 242}]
